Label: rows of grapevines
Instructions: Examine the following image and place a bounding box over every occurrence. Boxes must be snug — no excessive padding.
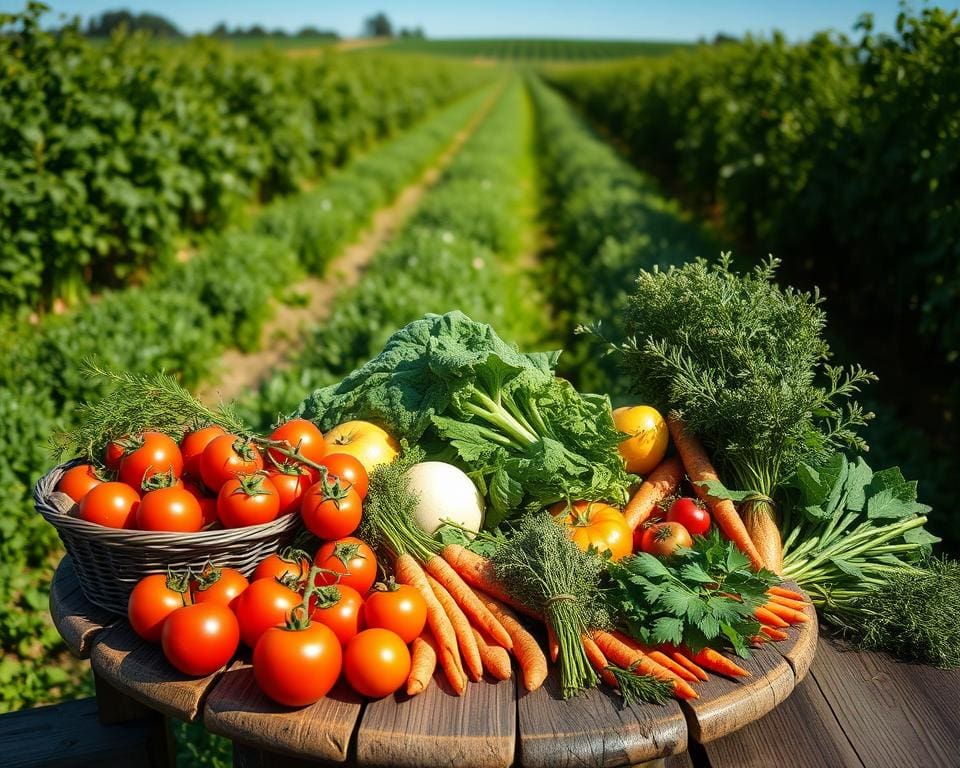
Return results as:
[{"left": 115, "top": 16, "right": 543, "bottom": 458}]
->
[
  {"left": 0, "top": 4, "right": 489, "bottom": 314},
  {"left": 0, "top": 88, "right": 490, "bottom": 712}
]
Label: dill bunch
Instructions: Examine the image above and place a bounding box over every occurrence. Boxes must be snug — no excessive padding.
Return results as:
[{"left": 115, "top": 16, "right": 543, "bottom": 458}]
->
[{"left": 492, "top": 513, "right": 608, "bottom": 698}]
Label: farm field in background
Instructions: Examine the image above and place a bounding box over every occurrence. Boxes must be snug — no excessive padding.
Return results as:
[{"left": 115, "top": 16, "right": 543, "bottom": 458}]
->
[{"left": 381, "top": 37, "right": 690, "bottom": 59}]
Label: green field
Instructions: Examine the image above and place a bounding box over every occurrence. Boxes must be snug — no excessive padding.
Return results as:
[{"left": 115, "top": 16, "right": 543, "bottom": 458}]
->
[{"left": 381, "top": 37, "right": 690, "bottom": 60}]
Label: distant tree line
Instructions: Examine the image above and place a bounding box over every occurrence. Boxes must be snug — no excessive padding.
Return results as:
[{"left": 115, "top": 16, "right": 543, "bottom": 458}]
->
[{"left": 363, "top": 11, "right": 424, "bottom": 38}]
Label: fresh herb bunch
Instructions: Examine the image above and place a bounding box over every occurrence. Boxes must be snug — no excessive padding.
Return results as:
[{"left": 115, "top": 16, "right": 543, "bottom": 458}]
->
[
  {"left": 608, "top": 530, "right": 778, "bottom": 657},
  {"left": 492, "top": 514, "right": 609, "bottom": 698}
]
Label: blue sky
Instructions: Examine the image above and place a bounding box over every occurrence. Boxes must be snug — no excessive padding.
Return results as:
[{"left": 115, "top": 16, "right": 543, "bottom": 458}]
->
[{"left": 17, "top": 1, "right": 958, "bottom": 40}]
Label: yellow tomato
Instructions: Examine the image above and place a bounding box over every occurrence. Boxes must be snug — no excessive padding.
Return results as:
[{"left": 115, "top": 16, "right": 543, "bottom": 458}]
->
[
  {"left": 551, "top": 500, "right": 632, "bottom": 561},
  {"left": 613, "top": 405, "right": 669, "bottom": 475},
  {"left": 323, "top": 421, "right": 399, "bottom": 474}
]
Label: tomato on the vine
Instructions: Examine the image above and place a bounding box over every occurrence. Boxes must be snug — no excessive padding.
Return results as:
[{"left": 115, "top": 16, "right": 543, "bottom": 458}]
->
[
  {"left": 137, "top": 487, "right": 203, "bottom": 532},
  {"left": 253, "top": 550, "right": 312, "bottom": 586},
  {"left": 314, "top": 537, "right": 377, "bottom": 595},
  {"left": 301, "top": 479, "right": 362, "bottom": 540},
  {"left": 217, "top": 474, "right": 279, "bottom": 528},
  {"left": 79, "top": 482, "right": 140, "bottom": 529},
  {"left": 200, "top": 435, "right": 263, "bottom": 492},
  {"left": 253, "top": 620, "right": 342, "bottom": 707},
  {"left": 128, "top": 572, "right": 192, "bottom": 643},
  {"left": 364, "top": 581, "right": 427, "bottom": 644},
  {"left": 233, "top": 578, "right": 302, "bottom": 649},
  {"left": 318, "top": 453, "right": 369, "bottom": 500},
  {"left": 640, "top": 521, "right": 694, "bottom": 558},
  {"left": 310, "top": 584, "right": 365, "bottom": 645},
  {"left": 268, "top": 419, "right": 327, "bottom": 466},
  {"left": 118, "top": 432, "right": 183, "bottom": 489},
  {"left": 267, "top": 467, "right": 316, "bottom": 516},
  {"left": 343, "top": 628, "right": 411, "bottom": 698},
  {"left": 551, "top": 500, "right": 632, "bottom": 561},
  {"left": 161, "top": 603, "right": 239, "bottom": 676},
  {"left": 192, "top": 566, "right": 249, "bottom": 609},
  {"left": 666, "top": 497, "right": 711, "bottom": 537},
  {"left": 180, "top": 425, "right": 226, "bottom": 479},
  {"left": 58, "top": 464, "right": 106, "bottom": 503}
]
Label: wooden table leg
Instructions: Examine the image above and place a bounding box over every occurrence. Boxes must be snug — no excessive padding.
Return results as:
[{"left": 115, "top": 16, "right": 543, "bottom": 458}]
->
[{"left": 93, "top": 670, "right": 175, "bottom": 767}]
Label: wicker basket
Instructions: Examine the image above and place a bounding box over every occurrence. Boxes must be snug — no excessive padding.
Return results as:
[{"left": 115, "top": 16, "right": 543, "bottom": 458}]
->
[{"left": 35, "top": 459, "right": 303, "bottom": 615}]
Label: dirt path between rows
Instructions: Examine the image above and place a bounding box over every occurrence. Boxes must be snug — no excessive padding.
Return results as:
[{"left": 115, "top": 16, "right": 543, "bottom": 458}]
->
[{"left": 197, "top": 91, "right": 499, "bottom": 406}]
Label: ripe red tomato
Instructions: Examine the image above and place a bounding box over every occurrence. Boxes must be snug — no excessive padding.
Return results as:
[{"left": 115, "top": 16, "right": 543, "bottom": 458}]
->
[
  {"left": 183, "top": 480, "right": 218, "bottom": 527},
  {"left": 268, "top": 419, "right": 327, "bottom": 467},
  {"left": 79, "top": 482, "right": 140, "bottom": 529},
  {"left": 180, "top": 425, "right": 226, "bottom": 479},
  {"left": 104, "top": 439, "right": 127, "bottom": 471},
  {"left": 58, "top": 464, "right": 105, "bottom": 504},
  {"left": 364, "top": 583, "right": 427, "bottom": 644},
  {"left": 200, "top": 435, "right": 263, "bottom": 492},
  {"left": 310, "top": 584, "right": 365, "bottom": 645},
  {"left": 267, "top": 468, "right": 315, "bottom": 516},
  {"left": 233, "top": 578, "right": 302, "bottom": 648},
  {"left": 137, "top": 487, "right": 203, "bottom": 532},
  {"left": 640, "top": 521, "right": 694, "bottom": 558},
  {"left": 301, "top": 481, "right": 362, "bottom": 540},
  {"left": 118, "top": 432, "right": 184, "bottom": 489},
  {"left": 253, "top": 622, "right": 342, "bottom": 707},
  {"left": 128, "top": 573, "right": 192, "bottom": 643},
  {"left": 161, "top": 603, "right": 239, "bottom": 676},
  {"left": 217, "top": 474, "right": 280, "bottom": 528},
  {"left": 318, "top": 453, "right": 369, "bottom": 500},
  {"left": 344, "top": 628, "right": 411, "bottom": 698},
  {"left": 666, "top": 497, "right": 711, "bottom": 537},
  {"left": 314, "top": 537, "right": 377, "bottom": 595},
  {"left": 253, "top": 551, "right": 312, "bottom": 585},
  {"left": 193, "top": 566, "right": 249, "bottom": 609}
]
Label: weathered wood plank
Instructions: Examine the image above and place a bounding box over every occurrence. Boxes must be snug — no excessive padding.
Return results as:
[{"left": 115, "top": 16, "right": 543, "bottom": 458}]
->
[
  {"left": 518, "top": 667, "right": 687, "bottom": 768},
  {"left": 49, "top": 556, "right": 117, "bottom": 659},
  {"left": 204, "top": 664, "right": 364, "bottom": 764},
  {"left": 768, "top": 583, "right": 818, "bottom": 683},
  {"left": 680, "top": 642, "right": 794, "bottom": 744},
  {"left": 356, "top": 673, "right": 515, "bottom": 768},
  {"left": 702, "top": 673, "right": 863, "bottom": 768},
  {"left": 89, "top": 622, "right": 225, "bottom": 721},
  {"left": 810, "top": 637, "right": 960, "bottom": 767}
]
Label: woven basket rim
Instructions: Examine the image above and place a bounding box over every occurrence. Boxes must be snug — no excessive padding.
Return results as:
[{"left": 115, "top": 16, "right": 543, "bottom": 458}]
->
[{"left": 35, "top": 458, "right": 302, "bottom": 545}]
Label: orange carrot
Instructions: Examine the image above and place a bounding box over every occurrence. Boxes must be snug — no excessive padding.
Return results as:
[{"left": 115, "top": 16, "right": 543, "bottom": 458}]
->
[
  {"left": 668, "top": 649, "right": 709, "bottom": 682},
  {"left": 441, "top": 544, "right": 537, "bottom": 618},
  {"left": 667, "top": 415, "right": 765, "bottom": 571},
  {"left": 622, "top": 456, "right": 685, "bottom": 531},
  {"left": 394, "top": 553, "right": 465, "bottom": 694},
  {"left": 480, "top": 594, "right": 548, "bottom": 692},
  {"left": 756, "top": 605, "right": 789, "bottom": 628},
  {"left": 760, "top": 625, "right": 789, "bottom": 641},
  {"left": 424, "top": 556, "right": 513, "bottom": 650},
  {"left": 472, "top": 627, "right": 512, "bottom": 681},
  {"left": 406, "top": 635, "right": 438, "bottom": 696},
  {"left": 591, "top": 630, "right": 698, "bottom": 700},
  {"left": 581, "top": 633, "right": 619, "bottom": 688},
  {"left": 426, "top": 573, "right": 484, "bottom": 682},
  {"left": 768, "top": 593, "right": 809, "bottom": 612},
  {"left": 547, "top": 623, "right": 559, "bottom": 664},
  {"left": 768, "top": 585, "right": 807, "bottom": 602},
  {"left": 763, "top": 601, "right": 809, "bottom": 625},
  {"left": 612, "top": 632, "right": 698, "bottom": 683},
  {"left": 680, "top": 645, "right": 750, "bottom": 678}
]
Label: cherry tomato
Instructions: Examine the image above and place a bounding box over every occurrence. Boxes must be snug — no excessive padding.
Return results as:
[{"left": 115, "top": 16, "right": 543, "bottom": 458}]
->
[
  {"left": 267, "top": 468, "right": 316, "bottom": 516},
  {"left": 193, "top": 566, "right": 249, "bottom": 609},
  {"left": 217, "top": 474, "right": 280, "bottom": 528},
  {"left": 200, "top": 434, "right": 263, "bottom": 492},
  {"left": 666, "top": 497, "right": 711, "bottom": 537},
  {"left": 161, "top": 603, "right": 240, "bottom": 676},
  {"left": 253, "top": 621, "right": 342, "bottom": 707},
  {"left": 118, "top": 432, "right": 183, "bottom": 489},
  {"left": 318, "top": 453, "right": 369, "bottom": 500},
  {"left": 58, "top": 464, "right": 106, "bottom": 504},
  {"left": 640, "top": 521, "right": 694, "bottom": 558},
  {"left": 233, "top": 578, "right": 302, "bottom": 649},
  {"left": 311, "top": 584, "right": 365, "bottom": 645},
  {"left": 180, "top": 425, "right": 226, "bottom": 479},
  {"left": 253, "top": 551, "right": 312, "bottom": 585},
  {"left": 183, "top": 480, "right": 218, "bottom": 527},
  {"left": 137, "top": 487, "right": 203, "bottom": 532},
  {"left": 314, "top": 537, "right": 377, "bottom": 595},
  {"left": 301, "top": 481, "right": 362, "bottom": 539},
  {"left": 79, "top": 482, "right": 140, "bottom": 529},
  {"left": 128, "top": 573, "right": 192, "bottom": 643},
  {"left": 343, "top": 628, "right": 411, "bottom": 698},
  {"left": 268, "top": 419, "right": 327, "bottom": 467},
  {"left": 364, "top": 582, "right": 427, "bottom": 644}
]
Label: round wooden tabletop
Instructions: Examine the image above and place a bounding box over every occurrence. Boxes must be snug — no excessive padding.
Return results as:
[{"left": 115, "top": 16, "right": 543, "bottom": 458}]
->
[{"left": 50, "top": 555, "right": 817, "bottom": 767}]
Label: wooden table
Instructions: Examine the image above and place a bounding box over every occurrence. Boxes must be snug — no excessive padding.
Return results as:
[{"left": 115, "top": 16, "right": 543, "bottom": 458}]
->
[{"left": 49, "top": 556, "right": 960, "bottom": 768}]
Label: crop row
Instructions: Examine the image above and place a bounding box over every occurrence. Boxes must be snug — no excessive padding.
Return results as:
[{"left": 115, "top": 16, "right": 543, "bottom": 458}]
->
[
  {"left": 0, "top": 87, "right": 490, "bottom": 711},
  {"left": 0, "top": 4, "right": 491, "bottom": 314},
  {"left": 384, "top": 38, "right": 687, "bottom": 61}
]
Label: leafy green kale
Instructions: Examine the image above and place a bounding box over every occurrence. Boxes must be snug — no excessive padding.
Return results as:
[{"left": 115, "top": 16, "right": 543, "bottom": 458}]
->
[
  {"left": 607, "top": 530, "right": 778, "bottom": 657},
  {"left": 295, "top": 311, "right": 632, "bottom": 526}
]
